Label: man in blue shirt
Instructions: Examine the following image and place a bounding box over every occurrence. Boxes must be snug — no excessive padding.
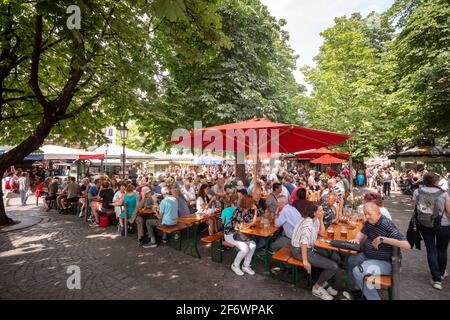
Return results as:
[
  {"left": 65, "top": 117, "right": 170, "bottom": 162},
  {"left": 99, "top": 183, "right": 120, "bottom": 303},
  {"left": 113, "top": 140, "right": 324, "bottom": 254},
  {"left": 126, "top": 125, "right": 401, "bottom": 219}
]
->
[
  {"left": 88, "top": 179, "right": 101, "bottom": 226},
  {"left": 270, "top": 195, "right": 302, "bottom": 253},
  {"left": 143, "top": 187, "right": 178, "bottom": 248},
  {"left": 346, "top": 202, "right": 411, "bottom": 300}
]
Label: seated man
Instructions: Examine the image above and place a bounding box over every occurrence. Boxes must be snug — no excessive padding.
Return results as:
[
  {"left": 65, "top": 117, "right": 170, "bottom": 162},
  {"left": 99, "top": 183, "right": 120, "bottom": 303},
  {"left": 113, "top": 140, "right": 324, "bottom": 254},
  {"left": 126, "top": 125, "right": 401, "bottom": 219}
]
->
[
  {"left": 98, "top": 181, "right": 115, "bottom": 214},
  {"left": 60, "top": 177, "right": 81, "bottom": 210},
  {"left": 133, "top": 187, "right": 156, "bottom": 246},
  {"left": 320, "top": 192, "right": 339, "bottom": 227},
  {"left": 346, "top": 202, "right": 410, "bottom": 300},
  {"left": 270, "top": 195, "right": 302, "bottom": 253},
  {"left": 45, "top": 179, "right": 59, "bottom": 211},
  {"left": 143, "top": 187, "right": 178, "bottom": 248},
  {"left": 87, "top": 179, "right": 102, "bottom": 226}
]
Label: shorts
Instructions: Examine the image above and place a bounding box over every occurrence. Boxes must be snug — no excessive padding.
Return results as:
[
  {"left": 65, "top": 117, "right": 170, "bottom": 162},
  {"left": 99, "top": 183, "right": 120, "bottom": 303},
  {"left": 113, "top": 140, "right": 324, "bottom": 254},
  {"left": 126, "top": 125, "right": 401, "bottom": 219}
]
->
[
  {"left": 100, "top": 207, "right": 114, "bottom": 213},
  {"left": 45, "top": 195, "right": 57, "bottom": 201},
  {"left": 65, "top": 197, "right": 79, "bottom": 203}
]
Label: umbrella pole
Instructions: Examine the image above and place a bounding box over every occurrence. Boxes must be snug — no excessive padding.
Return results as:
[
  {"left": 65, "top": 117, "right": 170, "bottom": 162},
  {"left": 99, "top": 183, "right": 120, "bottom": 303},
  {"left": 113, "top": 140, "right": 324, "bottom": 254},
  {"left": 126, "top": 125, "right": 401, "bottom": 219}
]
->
[
  {"left": 253, "top": 149, "right": 259, "bottom": 189},
  {"left": 347, "top": 132, "right": 354, "bottom": 199}
]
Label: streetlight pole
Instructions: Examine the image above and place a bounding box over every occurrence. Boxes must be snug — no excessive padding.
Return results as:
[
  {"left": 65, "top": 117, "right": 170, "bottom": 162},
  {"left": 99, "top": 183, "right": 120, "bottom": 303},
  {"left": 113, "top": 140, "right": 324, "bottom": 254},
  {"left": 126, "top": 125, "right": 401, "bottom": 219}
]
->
[
  {"left": 118, "top": 123, "right": 129, "bottom": 237},
  {"left": 118, "top": 123, "right": 129, "bottom": 181}
]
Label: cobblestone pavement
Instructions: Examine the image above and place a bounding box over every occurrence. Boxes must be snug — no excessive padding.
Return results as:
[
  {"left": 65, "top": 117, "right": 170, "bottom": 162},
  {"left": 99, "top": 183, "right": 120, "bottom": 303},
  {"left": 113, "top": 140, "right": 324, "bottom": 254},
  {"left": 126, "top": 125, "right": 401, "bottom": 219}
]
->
[{"left": 0, "top": 191, "right": 449, "bottom": 300}]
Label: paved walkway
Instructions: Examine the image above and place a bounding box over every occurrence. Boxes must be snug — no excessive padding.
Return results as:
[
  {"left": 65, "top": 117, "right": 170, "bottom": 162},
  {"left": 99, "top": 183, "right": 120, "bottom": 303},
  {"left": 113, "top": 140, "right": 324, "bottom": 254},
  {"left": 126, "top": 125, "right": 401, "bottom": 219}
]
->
[{"left": 0, "top": 191, "right": 449, "bottom": 300}]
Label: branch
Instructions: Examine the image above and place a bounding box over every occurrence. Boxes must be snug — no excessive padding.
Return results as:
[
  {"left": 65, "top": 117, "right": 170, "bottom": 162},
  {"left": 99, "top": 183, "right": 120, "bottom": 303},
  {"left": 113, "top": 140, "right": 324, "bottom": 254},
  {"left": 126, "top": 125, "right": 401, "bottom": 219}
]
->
[
  {"left": 0, "top": 112, "right": 44, "bottom": 121},
  {"left": 28, "top": 15, "right": 52, "bottom": 112},
  {"left": 2, "top": 95, "right": 35, "bottom": 104},
  {"left": 58, "top": 93, "right": 101, "bottom": 120}
]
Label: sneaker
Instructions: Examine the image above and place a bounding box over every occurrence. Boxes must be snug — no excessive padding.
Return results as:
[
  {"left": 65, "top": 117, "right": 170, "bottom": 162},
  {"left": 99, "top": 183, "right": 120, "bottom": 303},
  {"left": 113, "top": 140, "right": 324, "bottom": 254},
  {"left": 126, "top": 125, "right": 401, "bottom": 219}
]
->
[
  {"left": 431, "top": 281, "right": 442, "bottom": 290},
  {"left": 231, "top": 263, "right": 244, "bottom": 276},
  {"left": 89, "top": 222, "right": 99, "bottom": 227},
  {"left": 242, "top": 265, "right": 256, "bottom": 275},
  {"left": 326, "top": 286, "right": 338, "bottom": 296},
  {"left": 442, "top": 271, "right": 448, "bottom": 281},
  {"left": 79, "top": 212, "right": 84, "bottom": 218},
  {"left": 312, "top": 286, "right": 334, "bottom": 300},
  {"left": 322, "top": 281, "right": 338, "bottom": 296},
  {"left": 143, "top": 242, "right": 157, "bottom": 248},
  {"left": 161, "top": 239, "right": 168, "bottom": 244}
]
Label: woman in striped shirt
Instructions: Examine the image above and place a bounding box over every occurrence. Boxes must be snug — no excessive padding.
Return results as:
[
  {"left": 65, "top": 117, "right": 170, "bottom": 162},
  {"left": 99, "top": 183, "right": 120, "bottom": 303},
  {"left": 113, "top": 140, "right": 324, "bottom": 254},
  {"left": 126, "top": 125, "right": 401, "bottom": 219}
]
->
[{"left": 291, "top": 203, "right": 341, "bottom": 300}]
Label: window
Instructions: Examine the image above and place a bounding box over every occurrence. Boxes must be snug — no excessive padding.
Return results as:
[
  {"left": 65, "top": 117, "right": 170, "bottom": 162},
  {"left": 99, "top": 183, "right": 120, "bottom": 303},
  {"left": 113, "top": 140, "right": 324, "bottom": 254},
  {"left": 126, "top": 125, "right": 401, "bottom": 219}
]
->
[{"left": 107, "top": 128, "right": 114, "bottom": 137}]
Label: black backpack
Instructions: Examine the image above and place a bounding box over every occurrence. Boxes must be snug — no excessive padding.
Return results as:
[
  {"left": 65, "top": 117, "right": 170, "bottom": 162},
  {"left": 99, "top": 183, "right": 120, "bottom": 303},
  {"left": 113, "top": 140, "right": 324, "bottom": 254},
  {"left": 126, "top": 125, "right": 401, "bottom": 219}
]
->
[{"left": 415, "top": 187, "right": 446, "bottom": 230}]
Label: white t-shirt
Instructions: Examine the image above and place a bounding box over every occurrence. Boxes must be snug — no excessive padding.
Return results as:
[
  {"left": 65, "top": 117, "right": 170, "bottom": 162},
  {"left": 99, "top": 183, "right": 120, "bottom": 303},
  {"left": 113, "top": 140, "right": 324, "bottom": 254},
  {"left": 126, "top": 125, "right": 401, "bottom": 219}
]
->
[
  {"left": 380, "top": 207, "right": 392, "bottom": 220},
  {"left": 438, "top": 178, "right": 448, "bottom": 191},
  {"left": 196, "top": 196, "right": 208, "bottom": 212}
]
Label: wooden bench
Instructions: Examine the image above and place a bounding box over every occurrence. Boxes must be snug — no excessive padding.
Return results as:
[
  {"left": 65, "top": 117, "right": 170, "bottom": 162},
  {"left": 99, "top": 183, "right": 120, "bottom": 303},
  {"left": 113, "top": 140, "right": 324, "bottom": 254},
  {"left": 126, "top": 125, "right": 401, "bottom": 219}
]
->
[
  {"left": 157, "top": 223, "right": 187, "bottom": 251},
  {"left": 287, "top": 256, "right": 312, "bottom": 288},
  {"left": 200, "top": 232, "right": 236, "bottom": 263},
  {"left": 363, "top": 274, "right": 393, "bottom": 300},
  {"left": 201, "top": 232, "right": 224, "bottom": 244}
]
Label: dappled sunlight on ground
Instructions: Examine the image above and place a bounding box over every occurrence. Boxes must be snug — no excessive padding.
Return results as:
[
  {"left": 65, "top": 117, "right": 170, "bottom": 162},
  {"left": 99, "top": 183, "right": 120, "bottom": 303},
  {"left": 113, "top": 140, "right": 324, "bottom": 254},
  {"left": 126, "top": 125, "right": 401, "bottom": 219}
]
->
[{"left": 0, "top": 243, "right": 53, "bottom": 258}]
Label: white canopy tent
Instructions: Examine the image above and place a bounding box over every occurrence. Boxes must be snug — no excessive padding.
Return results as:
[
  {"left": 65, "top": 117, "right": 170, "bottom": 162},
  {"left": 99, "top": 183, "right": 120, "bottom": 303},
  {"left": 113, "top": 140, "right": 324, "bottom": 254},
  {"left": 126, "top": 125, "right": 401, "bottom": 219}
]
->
[
  {"left": 90, "top": 144, "right": 154, "bottom": 161},
  {"left": 41, "top": 145, "right": 104, "bottom": 160}
]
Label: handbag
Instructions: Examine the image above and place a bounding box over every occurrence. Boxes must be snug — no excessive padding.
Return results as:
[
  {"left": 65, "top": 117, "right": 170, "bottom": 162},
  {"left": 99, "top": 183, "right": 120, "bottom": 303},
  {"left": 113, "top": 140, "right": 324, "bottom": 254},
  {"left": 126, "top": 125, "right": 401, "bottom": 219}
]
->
[{"left": 232, "top": 231, "right": 252, "bottom": 242}]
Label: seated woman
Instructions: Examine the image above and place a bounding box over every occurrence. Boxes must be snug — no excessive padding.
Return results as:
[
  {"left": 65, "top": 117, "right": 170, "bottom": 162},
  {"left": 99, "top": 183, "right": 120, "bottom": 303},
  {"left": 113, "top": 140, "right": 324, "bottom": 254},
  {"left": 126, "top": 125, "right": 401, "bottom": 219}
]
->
[
  {"left": 196, "top": 184, "right": 218, "bottom": 235},
  {"left": 224, "top": 195, "right": 258, "bottom": 276},
  {"left": 291, "top": 203, "right": 341, "bottom": 300}
]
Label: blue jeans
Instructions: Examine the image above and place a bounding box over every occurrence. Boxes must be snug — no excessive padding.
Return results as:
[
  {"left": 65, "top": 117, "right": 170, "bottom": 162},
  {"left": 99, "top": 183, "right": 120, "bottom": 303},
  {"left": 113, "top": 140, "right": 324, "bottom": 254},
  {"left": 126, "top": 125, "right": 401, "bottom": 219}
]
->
[
  {"left": 420, "top": 225, "right": 450, "bottom": 282},
  {"left": 348, "top": 253, "right": 392, "bottom": 300},
  {"left": 20, "top": 190, "right": 28, "bottom": 205}
]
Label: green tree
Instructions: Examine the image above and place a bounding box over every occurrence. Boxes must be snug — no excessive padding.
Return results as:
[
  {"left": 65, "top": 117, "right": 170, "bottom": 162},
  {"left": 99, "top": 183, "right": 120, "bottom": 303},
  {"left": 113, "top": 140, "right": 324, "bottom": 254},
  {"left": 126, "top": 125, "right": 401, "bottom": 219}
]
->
[
  {"left": 0, "top": 0, "right": 225, "bottom": 225},
  {"left": 301, "top": 13, "right": 395, "bottom": 160},
  {"left": 135, "top": 0, "right": 303, "bottom": 152},
  {"left": 386, "top": 0, "right": 450, "bottom": 146}
]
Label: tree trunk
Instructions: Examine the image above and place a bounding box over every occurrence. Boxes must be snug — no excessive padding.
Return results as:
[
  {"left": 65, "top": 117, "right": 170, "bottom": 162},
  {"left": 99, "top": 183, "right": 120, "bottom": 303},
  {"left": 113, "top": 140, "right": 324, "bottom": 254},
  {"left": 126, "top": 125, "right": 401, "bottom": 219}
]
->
[
  {"left": 234, "top": 151, "right": 246, "bottom": 185},
  {"left": 0, "top": 117, "right": 56, "bottom": 225}
]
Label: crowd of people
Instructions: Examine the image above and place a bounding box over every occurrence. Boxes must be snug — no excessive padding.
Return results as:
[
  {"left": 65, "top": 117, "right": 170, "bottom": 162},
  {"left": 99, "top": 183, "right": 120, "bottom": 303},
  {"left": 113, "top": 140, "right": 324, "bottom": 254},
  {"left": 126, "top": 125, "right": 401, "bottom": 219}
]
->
[{"left": 2, "top": 162, "right": 449, "bottom": 300}]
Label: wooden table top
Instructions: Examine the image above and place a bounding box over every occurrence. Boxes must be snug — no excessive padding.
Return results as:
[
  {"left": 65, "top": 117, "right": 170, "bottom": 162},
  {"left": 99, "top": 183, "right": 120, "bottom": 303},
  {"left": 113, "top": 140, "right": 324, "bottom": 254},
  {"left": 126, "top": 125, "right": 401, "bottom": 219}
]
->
[
  {"left": 177, "top": 211, "right": 220, "bottom": 225},
  {"left": 240, "top": 225, "right": 280, "bottom": 238},
  {"left": 315, "top": 221, "right": 363, "bottom": 254}
]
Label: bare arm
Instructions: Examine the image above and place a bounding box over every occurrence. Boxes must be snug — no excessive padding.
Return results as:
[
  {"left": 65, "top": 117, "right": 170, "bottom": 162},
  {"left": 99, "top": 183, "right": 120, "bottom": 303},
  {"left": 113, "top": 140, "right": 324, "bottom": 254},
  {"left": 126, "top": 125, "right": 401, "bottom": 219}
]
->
[
  {"left": 301, "top": 244, "right": 311, "bottom": 273},
  {"left": 373, "top": 237, "right": 411, "bottom": 250},
  {"left": 350, "top": 231, "right": 367, "bottom": 244}
]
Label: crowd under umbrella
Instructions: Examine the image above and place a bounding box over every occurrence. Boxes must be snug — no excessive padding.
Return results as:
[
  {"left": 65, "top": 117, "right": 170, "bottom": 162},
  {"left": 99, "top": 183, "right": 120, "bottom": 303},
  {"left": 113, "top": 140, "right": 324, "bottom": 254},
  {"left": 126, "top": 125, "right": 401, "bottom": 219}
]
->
[{"left": 171, "top": 117, "right": 349, "bottom": 183}]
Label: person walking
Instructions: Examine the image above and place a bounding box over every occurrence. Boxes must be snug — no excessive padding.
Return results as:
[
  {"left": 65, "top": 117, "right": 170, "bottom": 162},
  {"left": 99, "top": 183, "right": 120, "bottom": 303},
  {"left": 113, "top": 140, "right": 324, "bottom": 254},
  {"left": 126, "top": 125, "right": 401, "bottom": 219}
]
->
[{"left": 413, "top": 173, "right": 450, "bottom": 290}]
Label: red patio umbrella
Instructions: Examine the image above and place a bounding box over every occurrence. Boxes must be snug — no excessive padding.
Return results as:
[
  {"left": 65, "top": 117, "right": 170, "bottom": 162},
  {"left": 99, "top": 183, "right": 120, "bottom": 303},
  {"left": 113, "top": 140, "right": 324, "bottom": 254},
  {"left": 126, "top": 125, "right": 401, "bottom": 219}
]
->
[
  {"left": 171, "top": 118, "right": 349, "bottom": 182},
  {"left": 310, "top": 154, "right": 345, "bottom": 165},
  {"left": 295, "top": 147, "right": 348, "bottom": 159},
  {"left": 171, "top": 118, "right": 349, "bottom": 153}
]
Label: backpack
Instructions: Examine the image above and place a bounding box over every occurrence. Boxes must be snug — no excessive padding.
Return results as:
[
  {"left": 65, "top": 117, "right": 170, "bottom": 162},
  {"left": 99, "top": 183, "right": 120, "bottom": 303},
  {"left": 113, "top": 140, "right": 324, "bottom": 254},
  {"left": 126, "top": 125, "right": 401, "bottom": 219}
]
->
[{"left": 415, "top": 187, "right": 446, "bottom": 230}]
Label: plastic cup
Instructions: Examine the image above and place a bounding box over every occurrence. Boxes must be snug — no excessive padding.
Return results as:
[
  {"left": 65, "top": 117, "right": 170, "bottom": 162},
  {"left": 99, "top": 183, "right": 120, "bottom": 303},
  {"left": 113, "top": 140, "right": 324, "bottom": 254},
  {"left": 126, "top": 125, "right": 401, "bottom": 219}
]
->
[
  {"left": 327, "top": 227, "right": 335, "bottom": 239},
  {"left": 340, "top": 227, "right": 348, "bottom": 240}
]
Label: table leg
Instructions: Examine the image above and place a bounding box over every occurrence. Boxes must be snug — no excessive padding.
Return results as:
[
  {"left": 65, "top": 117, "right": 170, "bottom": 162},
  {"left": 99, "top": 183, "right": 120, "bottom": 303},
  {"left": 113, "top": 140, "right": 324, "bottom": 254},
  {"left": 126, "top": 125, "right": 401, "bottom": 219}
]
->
[{"left": 183, "top": 224, "right": 201, "bottom": 259}]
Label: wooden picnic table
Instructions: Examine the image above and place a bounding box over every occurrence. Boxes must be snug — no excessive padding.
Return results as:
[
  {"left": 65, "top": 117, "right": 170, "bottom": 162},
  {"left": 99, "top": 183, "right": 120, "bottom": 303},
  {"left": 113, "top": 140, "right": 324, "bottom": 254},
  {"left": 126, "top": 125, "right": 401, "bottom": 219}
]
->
[
  {"left": 176, "top": 211, "right": 221, "bottom": 259},
  {"left": 240, "top": 225, "right": 280, "bottom": 274},
  {"left": 314, "top": 220, "right": 364, "bottom": 290}
]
